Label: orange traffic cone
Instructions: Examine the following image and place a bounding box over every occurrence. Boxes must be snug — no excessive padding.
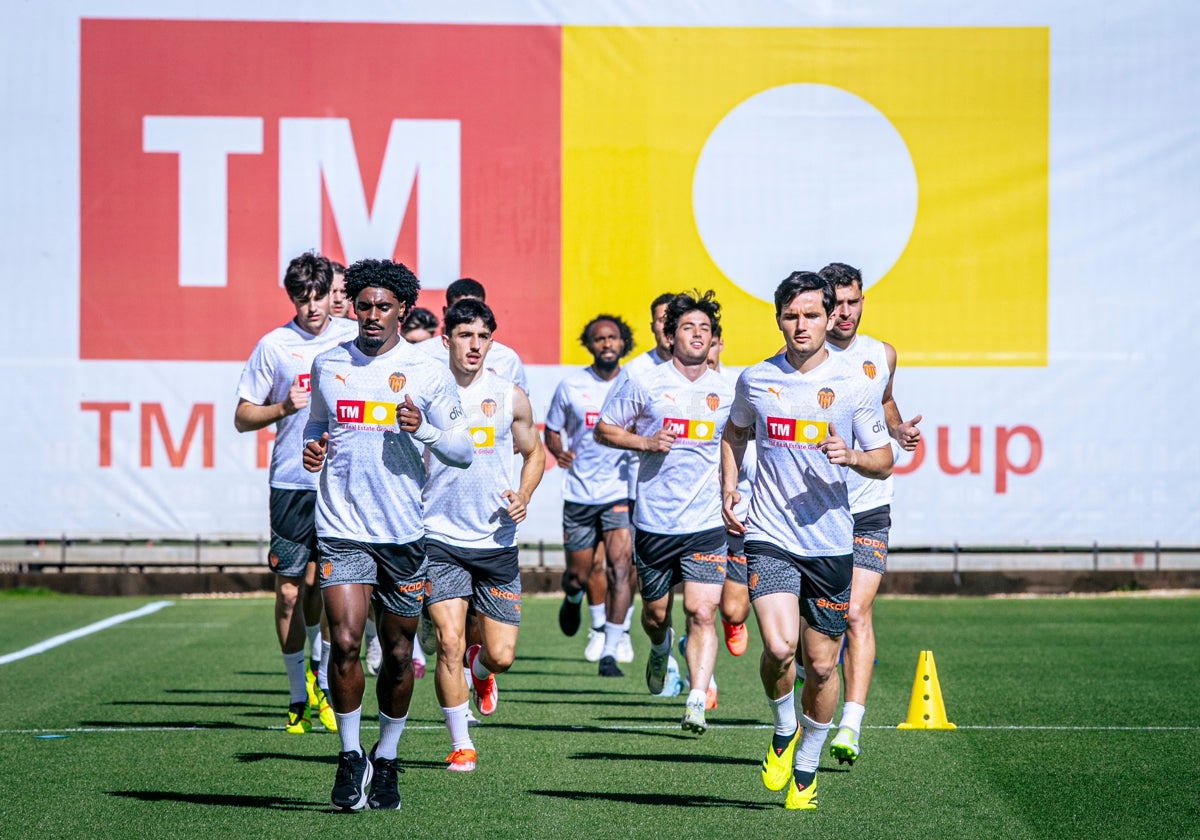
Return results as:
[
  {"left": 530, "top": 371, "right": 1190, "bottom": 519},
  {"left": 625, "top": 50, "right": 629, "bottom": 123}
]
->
[{"left": 897, "top": 650, "right": 956, "bottom": 730}]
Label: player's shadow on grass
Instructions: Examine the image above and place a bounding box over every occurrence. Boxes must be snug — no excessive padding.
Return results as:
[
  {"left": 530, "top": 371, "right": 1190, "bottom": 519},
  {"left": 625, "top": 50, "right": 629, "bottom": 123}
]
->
[
  {"left": 111, "top": 700, "right": 268, "bottom": 710},
  {"left": 503, "top": 697, "right": 668, "bottom": 709},
  {"left": 485, "top": 722, "right": 695, "bottom": 740},
  {"left": 593, "top": 714, "right": 765, "bottom": 727},
  {"left": 78, "top": 719, "right": 260, "bottom": 731},
  {"left": 508, "top": 654, "right": 582, "bottom": 663},
  {"left": 529, "top": 789, "right": 772, "bottom": 810},
  {"left": 164, "top": 688, "right": 280, "bottom": 697},
  {"left": 502, "top": 686, "right": 640, "bottom": 697},
  {"left": 234, "top": 751, "right": 446, "bottom": 771},
  {"left": 569, "top": 751, "right": 759, "bottom": 767},
  {"left": 109, "top": 791, "right": 322, "bottom": 812}
]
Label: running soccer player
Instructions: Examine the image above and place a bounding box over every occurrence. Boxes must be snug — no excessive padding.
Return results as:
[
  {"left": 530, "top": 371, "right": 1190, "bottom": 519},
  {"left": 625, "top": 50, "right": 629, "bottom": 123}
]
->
[
  {"left": 720, "top": 270, "right": 893, "bottom": 810},
  {"left": 235, "top": 251, "right": 355, "bottom": 737},
  {"left": 413, "top": 278, "right": 530, "bottom": 397},
  {"left": 303, "top": 259, "right": 472, "bottom": 812},
  {"left": 595, "top": 290, "right": 733, "bottom": 734},
  {"left": 546, "top": 315, "right": 637, "bottom": 677},
  {"left": 818, "top": 262, "right": 922, "bottom": 767},
  {"left": 424, "top": 297, "right": 545, "bottom": 772}
]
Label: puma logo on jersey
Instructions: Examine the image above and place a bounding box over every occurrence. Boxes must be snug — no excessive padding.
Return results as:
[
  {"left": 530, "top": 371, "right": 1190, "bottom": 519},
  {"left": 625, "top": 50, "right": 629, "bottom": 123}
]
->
[
  {"left": 334, "top": 374, "right": 349, "bottom": 386},
  {"left": 290, "top": 352, "right": 304, "bottom": 360},
  {"left": 767, "top": 387, "right": 783, "bottom": 401}
]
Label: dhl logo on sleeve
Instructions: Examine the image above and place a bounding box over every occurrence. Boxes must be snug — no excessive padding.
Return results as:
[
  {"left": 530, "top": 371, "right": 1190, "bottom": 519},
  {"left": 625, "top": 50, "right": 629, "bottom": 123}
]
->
[
  {"left": 470, "top": 426, "right": 496, "bottom": 449},
  {"left": 336, "top": 400, "right": 396, "bottom": 426},
  {"left": 662, "top": 417, "right": 715, "bottom": 441},
  {"left": 765, "top": 416, "right": 827, "bottom": 446}
]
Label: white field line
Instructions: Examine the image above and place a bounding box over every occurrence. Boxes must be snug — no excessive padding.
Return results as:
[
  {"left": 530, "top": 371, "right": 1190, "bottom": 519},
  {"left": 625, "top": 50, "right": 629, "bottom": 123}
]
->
[
  {"left": 0, "top": 601, "right": 173, "bottom": 665},
  {"left": 3, "top": 722, "right": 1197, "bottom": 736}
]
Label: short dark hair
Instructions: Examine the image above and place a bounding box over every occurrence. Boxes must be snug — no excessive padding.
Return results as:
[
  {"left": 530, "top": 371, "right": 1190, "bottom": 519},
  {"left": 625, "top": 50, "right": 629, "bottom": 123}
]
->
[
  {"left": 329, "top": 258, "right": 346, "bottom": 276},
  {"left": 402, "top": 306, "right": 438, "bottom": 334},
  {"left": 446, "top": 278, "right": 486, "bottom": 305},
  {"left": 663, "top": 289, "right": 720, "bottom": 339},
  {"left": 579, "top": 314, "right": 634, "bottom": 358},
  {"left": 282, "top": 251, "right": 333, "bottom": 300},
  {"left": 818, "top": 262, "right": 862, "bottom": 291},
  {"left": 650, "top": 292, "right": 675, "bottom": 315},
  {"left": 774, "top": 271, "right": 833, "bottom": 317},
  {"left": 344, "top": 259, "right": 420, "bottom": 309},
  {"left": 443, "top": 297, "right": 496, "bottom": 334}
]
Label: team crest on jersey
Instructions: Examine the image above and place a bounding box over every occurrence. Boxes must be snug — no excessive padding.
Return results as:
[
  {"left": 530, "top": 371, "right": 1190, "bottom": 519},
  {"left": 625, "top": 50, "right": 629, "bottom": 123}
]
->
[
  {"left": 388, "top": 372, "right": 406, "bottom": 393},
  {"left": 818, "top": 388, "right": 836, "bottom": 409},
  {"left": 481, "top": 398, "right": 498, "bottom": 418},
  {"left": 862, "top": 361, "right": 877, "bottom": 380},
  {"left": 705, "top": 393, "right": 721, "bottom": 411}
]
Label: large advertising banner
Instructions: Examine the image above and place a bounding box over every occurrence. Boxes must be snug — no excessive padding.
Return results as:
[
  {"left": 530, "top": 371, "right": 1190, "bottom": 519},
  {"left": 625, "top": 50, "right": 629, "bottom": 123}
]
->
[{"left": 2, "top": 4, "right": 1197, "bottom": 547}]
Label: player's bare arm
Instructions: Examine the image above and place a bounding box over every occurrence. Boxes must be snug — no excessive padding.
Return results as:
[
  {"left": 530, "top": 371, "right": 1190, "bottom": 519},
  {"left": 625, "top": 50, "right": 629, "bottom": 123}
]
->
[
  {"left": 544, "top": 427, "right": 575, "bottom": 469},
  {"left": 233, "top": 376, "right": 310, "bottom": 433},
  {"left": 302, "top": 432, "right": 328, "bottom": 473},
  {"left": 502, "top": 386, "right": 546, "bottom": 523},
  {"left": 719, "top": 421, "right": 750, "bottom": 535},
  {"left": 881, "top": 342, "right": 922, "bottom": 451},
  {"left": 594, "top": 420, "right": 677, "bottom": 453},
  {"left": 820, "top": 422, "right": 893, "bottom": 479}
]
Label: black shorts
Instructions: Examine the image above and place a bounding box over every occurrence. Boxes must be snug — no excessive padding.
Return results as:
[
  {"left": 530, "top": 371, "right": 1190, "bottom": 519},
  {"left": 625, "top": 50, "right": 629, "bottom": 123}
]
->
[
  {"left": 633, "top": 526, "right": 727, "bottom": 602},
  {"left": 725, "top": 532, "right": 748, "bottom": 586},
  {"left": 425, "top": 540, "right": 522, "bottom": 626},
  {"left": 562, "top": 499, "right": 632, "bottom": 551},
  {"left": 316, "top": 537, "right": 428, "bottom": 618},
  {"left": 745, "top": 540, "right": 851, "bottom": 636},
  {"left": 268, "top": 488, "right": 316, "bottom": 577},
  {"left": 852, "top": 505, "right": 891, "bottom": 574}
]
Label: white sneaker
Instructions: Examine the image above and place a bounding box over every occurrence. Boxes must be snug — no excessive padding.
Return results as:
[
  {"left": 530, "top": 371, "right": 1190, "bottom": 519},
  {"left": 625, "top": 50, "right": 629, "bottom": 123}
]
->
[
  {"left": 584, "top": 628, "right": 605, "bottom": 662},
  {"left": 616, "top": 631, "right": 635, "bottom": 663},
  {"left": 365, "top": 633, "right": 382, "bottom": 676}
]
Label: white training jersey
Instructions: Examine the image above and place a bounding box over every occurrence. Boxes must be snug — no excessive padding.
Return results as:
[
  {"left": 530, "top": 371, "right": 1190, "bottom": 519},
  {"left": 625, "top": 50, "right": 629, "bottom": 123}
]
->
[
  {"left": 717, "top": 369, "right": 757, "bottom": 524},
  {"left": 544, "top": 366, "right": 630, "bottom": 506},
  {"left": 424, "top": 370, "right": 523, "bottom": 549},
  {"left": 600, "top": 362, "right": 734, "bottom": 535},
  {"left": 827, "top": 333, "right": 897, "bottom": 515},
  {"left": 415, "top": 335, "right": 530, "bottom": 398},
  {"left": 611, "top": 348, "right": 670, "bottom": 499},
  {"left": 304, "top": 339, "right": 468, "bottom": 544},
  {"left": 730, "top": 351, "right": 890, "bottom": 557},
  {"left": 236, "top": 318, "right": 358, "bottom": 490}
]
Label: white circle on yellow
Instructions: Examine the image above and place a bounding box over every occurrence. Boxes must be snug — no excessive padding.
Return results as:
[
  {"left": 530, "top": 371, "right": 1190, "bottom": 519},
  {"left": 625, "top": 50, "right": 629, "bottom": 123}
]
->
[
  {"left": 692, "top": 83, "right": 917, "bottom": 297},
  {"left": 802, "top": 424, "right": 821, "bottom": 441},
  {"left": 694, "top": 423, "right": 709, "bottom": 437},
  {"left": 371, "top": 405, "right": 388, "bottom": 422},
  {"left": 473, "top": 429, "right": 489, "bottom": 444}
]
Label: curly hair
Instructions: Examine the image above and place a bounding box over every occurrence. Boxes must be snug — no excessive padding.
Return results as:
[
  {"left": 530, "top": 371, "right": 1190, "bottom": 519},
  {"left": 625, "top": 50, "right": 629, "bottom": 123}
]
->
[
  {"left": 818, "top": 262, "right": 862, "bottom": 291},
  {"left": 343, "top": 259, "right": 420, "bottom": 309},
  {"left": 663, "top": 290, "right": 720, "bottom": 340},
  {"left": 578, "top": 314, "right": 634, "bottom": 358}
]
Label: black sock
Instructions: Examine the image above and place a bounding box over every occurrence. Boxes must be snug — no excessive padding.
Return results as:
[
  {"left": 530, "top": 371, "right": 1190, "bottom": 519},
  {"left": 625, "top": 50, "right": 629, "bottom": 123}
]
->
[{"left": 771, "top": 728, "right": 797, "bottom": 755}]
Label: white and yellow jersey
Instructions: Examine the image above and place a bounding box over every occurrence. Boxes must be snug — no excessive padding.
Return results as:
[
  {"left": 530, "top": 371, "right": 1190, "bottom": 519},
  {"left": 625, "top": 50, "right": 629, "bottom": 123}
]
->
[
  {"left": 600, "top": 361, "right": 734, "bottom": 535},
  {"left": 545, "top": 366, "right": 630, "bottom": 506},
  {"left": 423, "top": 369, "right": 521, "bottom": 548},
  {"left": 827, "top": 333, "right": 897, "bottom": 515}
]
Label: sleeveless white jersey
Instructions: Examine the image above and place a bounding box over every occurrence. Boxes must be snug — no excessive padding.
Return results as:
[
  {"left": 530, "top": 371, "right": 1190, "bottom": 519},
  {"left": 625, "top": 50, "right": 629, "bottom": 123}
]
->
[
  {"left": 827, "top": 334, "right": 897, "bottom": 515},
  {"left": 304, "top": 339, "right": 468, "bottom": 544},
  {"left": 730, "top": 352, "right": 890, "bottom": 557},
  {"left": 236, "top": 318, "right": 358, "bottom": 490},
  {"left": 600, "top": 362, "right": 734, "bottom": 535},
  {"left": 611, "top": 349, "right": 670, "bottom": 498},
  {"left": 544, "top": 366, "right": 630, "bottom": 505},
  {"left": 415, "top": 335, "right": 530, "bottom": 398},
  {"left": 424, "top": 370, "right": 521, "bottom": 548}
]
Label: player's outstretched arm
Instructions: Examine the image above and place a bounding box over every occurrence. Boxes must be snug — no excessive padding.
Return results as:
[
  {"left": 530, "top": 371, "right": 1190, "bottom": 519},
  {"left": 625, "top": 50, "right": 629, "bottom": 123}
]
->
[
  {"left": 594, "top": 420, "right": 675, "bottom": 453},
  {"left": 406, "top": 393, "right": 474, "bottom": 469}
]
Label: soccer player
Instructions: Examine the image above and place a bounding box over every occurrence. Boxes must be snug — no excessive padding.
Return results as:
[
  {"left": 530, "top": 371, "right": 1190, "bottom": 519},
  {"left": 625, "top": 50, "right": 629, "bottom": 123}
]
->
[
  {"left": 720, "top": 271, "right": 893, "bottom": 810},
  {"left": 302, "top": 259, "right": 472, "bottom": 812},
  {"left": 818, "top": 262, "right": 922, "bottom": 767},
  {"left": 401, "top": 307, "right": 439, "bottom": 343},
  {"left": 424, "top": 297, "right": 545, "bottom": 772},
  {"left": 595, "top": 290, "right": 733, "bottom": 733},
  {"left": 234, "top": 251, "right": 355, "bottom": 737},
  {"left": 414, "top": 278, "right": 530, "bottom": 397},
  {"left": 545, "top": 315, "right": 638, "bottom": 677}
]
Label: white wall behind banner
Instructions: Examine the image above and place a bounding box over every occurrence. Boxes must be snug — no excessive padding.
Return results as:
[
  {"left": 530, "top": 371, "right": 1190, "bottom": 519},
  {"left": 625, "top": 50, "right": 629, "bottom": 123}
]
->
[{"left": 1, "top": 2, "right": 1197, "bottom": 547}]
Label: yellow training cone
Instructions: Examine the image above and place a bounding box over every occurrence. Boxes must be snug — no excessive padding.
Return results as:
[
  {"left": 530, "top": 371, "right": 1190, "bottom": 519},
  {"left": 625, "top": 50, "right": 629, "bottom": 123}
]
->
[{"left": 897, "top": 650, "right": 956, "bottom": 730}]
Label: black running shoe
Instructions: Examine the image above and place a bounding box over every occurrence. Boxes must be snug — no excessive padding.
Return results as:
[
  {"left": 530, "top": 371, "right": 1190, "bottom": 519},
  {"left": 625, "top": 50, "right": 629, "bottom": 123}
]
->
[
  {"left": 558, "top": 595, "right": 582, "bottom": 636},
  {"left": 367, "top": 743, "right": 401, "bottom": 810},
  {"left": 331, "top": 749, "right": 372, "bottom": 812},
  {"left": 598, "top": 655, "right": 624, "bottom": 678}
]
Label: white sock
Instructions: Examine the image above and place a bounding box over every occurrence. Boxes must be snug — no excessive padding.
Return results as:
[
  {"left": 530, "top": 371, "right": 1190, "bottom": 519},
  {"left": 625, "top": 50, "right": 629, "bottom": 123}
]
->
[
  {"left": 839, "top": 701, "right": 865, "bottom": 735},
  {"left": 318, "top": 639, "right": 332, "bottom": 691},
  {"left": 441, "top": 701, "right": 475, "bottom": 751},
  {"left": 335, "top": 706, "right": 362, "bottom": 755},
  {"left": 364, "top": 617, "right": 378, "bottom": 641},
  {"left": 470, "top": 650, "right": 491, "bottom": 682},
  {"left": 412, "top": 641, "right": 427, "bottom": 667},
  {"left": 795, "top": 714, "right": 832, "bottom": 772},
  {"left": 686, "top": 688, "right": 706, "bottom": 708},
  {"left": 589, "top": 604, "right": 606, "bottom": 630},
  {"left": 602, "top": 622, "right": 623, "bottom": 659},
  {"left": 623, "top": 605, "right": 635, "bottom": 631},
  {"left": 769, "top": 690, "right": 798, "bottom": 736},
  {"left": 282, "top": 650, "right": 307, "bottom": 704},
  {"left": 306, "top": 624, "right": 321, "bottom": 662},
  {"left": 375, "top": 711, "right": 407, "bottom": 760}
]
